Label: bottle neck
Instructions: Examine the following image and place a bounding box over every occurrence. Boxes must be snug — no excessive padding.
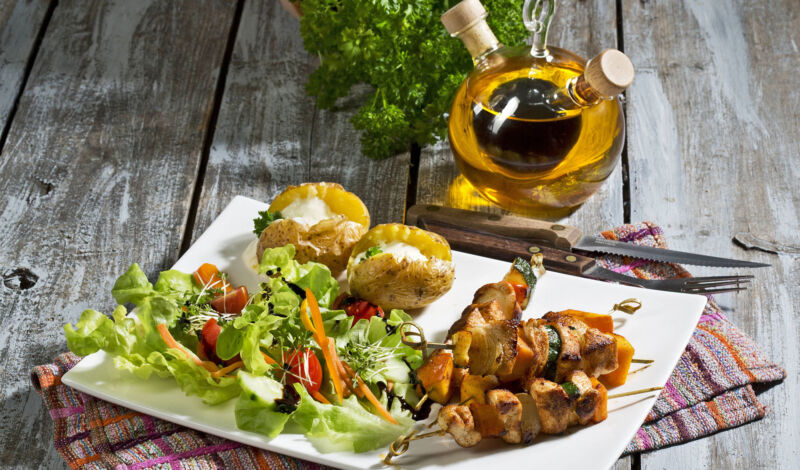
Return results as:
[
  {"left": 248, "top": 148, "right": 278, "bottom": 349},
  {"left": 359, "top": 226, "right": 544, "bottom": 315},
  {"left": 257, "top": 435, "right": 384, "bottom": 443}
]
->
[
  {"left": 453, "top": 19, "right": 500, "bottom": 64},
  {"left": 567, "top": 75, "right": 607, "bottom": 107}
]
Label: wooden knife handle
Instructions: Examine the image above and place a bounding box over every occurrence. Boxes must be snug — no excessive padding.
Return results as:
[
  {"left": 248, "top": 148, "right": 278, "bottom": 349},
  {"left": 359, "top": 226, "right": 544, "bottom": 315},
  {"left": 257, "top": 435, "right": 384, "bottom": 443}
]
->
[
  {"left": 406, "top": 204, "right": 583, "bottom": 250},
  {"left": 418, "top": 220, "right": 596, "bottom": 276}
]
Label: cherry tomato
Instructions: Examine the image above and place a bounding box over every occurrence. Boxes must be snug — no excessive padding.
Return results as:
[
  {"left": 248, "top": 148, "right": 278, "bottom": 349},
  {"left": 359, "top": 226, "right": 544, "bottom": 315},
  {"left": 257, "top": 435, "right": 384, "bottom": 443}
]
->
[
  {"left": 343, "top": 299, "right": 384, "bottom": 323},
  {"left": 210, "top": 286, "right": 249, "bottom": 314},
  {"left": 284, "top": 348, "right": 323, "bottom": 394},
  {"left": 200, "top": 318, "right": 222, "bottom": 363}
]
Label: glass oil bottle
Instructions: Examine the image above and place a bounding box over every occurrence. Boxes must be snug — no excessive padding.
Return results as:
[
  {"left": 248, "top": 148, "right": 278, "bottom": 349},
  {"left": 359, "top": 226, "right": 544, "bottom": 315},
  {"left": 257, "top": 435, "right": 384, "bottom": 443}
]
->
[{"left": 442, "top": 0, "right": 634, "bottom": 218}]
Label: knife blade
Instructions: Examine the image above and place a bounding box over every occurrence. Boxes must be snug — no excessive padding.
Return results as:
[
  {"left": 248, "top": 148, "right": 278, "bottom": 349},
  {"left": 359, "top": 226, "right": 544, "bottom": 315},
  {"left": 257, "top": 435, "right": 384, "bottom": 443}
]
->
[{"left": 406, "top": 205, "right": 769, "bottom": 268}]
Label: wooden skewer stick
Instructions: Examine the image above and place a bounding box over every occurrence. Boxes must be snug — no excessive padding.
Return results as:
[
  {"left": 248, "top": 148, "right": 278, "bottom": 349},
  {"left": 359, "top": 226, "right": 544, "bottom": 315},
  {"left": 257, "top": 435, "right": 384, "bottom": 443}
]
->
[
  {"left": 607, "top": 386, "right": 663, "bottom": 399},
  {"left": 399, "top": 321, "right": 452, "bottom": 359},
  {"left": 628, "top": 363, "right": 653, "bottom": 375},
  {"left": 631, "top": 358, "right": 654, "bottom": 364},
  {"left": 414, "top": 392, "right": 429, "bottom": 411},
  {"left": 383, "top": 429, "right": 446, "bottom": 464}
]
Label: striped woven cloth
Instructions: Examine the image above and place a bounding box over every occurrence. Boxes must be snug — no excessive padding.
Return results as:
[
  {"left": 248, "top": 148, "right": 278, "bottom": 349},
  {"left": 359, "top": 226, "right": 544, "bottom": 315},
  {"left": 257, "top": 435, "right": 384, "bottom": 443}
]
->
[
  {"left": 31, "top": 222, "right": 784, "bottom": 468},
  {"left": 595, "top": 223, "right": 785, "bottom": 453}
]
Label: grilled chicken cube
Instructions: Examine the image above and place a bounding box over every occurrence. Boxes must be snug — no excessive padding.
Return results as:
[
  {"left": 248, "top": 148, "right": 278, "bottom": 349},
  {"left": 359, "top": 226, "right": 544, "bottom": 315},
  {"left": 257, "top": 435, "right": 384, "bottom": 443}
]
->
[
  {"left": 520, "top": 321, "right": 550, "bottom": 384},
  {"left": 529, "top": 378, "right": 571, "bottom": 434},
  {"left": 472, "top": 281, "right": 522, "bottom": 322},
  {"left": 580, "top": 328, "right": 618, "bottom": 377},
  {"left": 565, "top": 371, "right": 600, "bottom": 426},
  {"left": 548, "top": 321, "right": 583, "bottom": 382},
  {"left": 438, "top": 405, "right": 482, "bottom": 447},
  {"left": 515, "top": 392, "right": 541, "bottom": 444},
  {"left": 450, "top": 301, "right": 518, "bottom": 375},
  {"left": 449, "top": 299, "right": 512, "bottom": 336},
  {"left": 542, "top": 312, "right": 618, "bottom": 377},
  {"left": 487, "top": 389, "right": 523, "bottom": 444}
]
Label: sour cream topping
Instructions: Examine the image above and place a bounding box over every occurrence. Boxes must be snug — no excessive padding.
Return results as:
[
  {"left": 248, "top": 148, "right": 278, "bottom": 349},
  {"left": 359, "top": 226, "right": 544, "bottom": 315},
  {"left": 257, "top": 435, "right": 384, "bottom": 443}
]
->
[
  {"left": 280, "top": 196, "right": 336, "bottom": 226},
  {"left": 356, "top": 241, "right": 428, "bottom": 263}
]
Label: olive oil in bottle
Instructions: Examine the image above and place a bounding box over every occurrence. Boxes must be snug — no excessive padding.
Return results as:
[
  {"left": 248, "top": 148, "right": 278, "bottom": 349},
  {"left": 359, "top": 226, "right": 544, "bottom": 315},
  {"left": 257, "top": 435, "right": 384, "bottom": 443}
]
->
[{"left": 442, "top": 0, "right": 633, "bottom": 218}]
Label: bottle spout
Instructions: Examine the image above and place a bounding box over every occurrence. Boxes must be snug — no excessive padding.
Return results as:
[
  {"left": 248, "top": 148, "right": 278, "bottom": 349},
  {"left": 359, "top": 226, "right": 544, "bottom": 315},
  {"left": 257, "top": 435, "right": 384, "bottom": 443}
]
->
[{"left": 523, "top": 0, "right": 556, "bottom": 58}]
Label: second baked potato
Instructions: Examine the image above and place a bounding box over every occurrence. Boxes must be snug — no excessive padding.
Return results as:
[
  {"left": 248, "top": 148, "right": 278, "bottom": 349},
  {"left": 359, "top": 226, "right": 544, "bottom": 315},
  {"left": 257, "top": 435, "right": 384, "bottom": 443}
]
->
[{"left": 347, "top": 224, "right": 455, "bottom": 310}]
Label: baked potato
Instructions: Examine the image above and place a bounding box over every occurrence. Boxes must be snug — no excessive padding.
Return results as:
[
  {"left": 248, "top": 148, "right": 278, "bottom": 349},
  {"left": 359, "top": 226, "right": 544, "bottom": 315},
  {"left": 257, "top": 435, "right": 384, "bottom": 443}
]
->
[
  {"left": 256, "top": 182, "right": 370, "bottom": 275},
  {"left": 346, "top": 223, "right": 455, "bottom": 310}
]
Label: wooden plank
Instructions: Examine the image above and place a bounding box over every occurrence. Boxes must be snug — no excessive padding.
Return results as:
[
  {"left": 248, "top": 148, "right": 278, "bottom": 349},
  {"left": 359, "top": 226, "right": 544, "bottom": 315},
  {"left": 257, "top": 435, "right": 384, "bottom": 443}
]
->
[
  {"left": 417, "top": 3, "right": 629, "bottom": 468},
  {"left": 622, "top": 0, "right": 799, "bottom": 467},
  {"left": 190, "top": 0, "right": 409, "bottom": 243},
  {"left": 416, "top": 0, "right": 625, "bottom": 235},
  {"left": 0, "top": 0, "right": 51, "bottom": 133},
  {"left": 0, "top": 1, "right": 236, "bottom": 467}
]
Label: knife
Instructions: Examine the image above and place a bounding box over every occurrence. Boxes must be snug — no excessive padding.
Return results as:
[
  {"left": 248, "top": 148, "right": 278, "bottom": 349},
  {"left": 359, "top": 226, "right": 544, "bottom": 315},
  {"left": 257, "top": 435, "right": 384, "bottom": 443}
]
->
[{"left": 406, "top": 205, "right": 769, "bottom": 268}]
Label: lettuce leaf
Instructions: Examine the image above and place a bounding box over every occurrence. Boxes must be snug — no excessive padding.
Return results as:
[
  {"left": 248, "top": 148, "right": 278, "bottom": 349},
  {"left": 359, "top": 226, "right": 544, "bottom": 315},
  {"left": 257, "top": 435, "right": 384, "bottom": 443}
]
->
[
  {"left": 258, "top": 244, "right": 338, "bottom": 308},
  {"left": 292, "top": 385, "right": 415, "bottom": 453},
  {"left": 111, "top": 263, "right": 155, "bottom": 305}
]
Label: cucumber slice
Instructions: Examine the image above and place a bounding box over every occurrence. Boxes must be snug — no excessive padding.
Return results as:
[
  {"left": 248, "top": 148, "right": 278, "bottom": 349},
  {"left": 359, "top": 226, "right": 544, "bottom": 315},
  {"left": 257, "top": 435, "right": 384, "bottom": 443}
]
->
[
  {"left": 560, "top": 381, "right": 580, "bottom": 400},
  {"left": 543, "top": 325, "right": 561, "bottom": 381},
  {"left": 511, "top": 257, "right": 537, "bottom": 288},
  {"left": 235, "top": 371, "right": 291, "bottom": 438},
  {"left": 238, "top": 371, "right": 284, "bottom": 405}
]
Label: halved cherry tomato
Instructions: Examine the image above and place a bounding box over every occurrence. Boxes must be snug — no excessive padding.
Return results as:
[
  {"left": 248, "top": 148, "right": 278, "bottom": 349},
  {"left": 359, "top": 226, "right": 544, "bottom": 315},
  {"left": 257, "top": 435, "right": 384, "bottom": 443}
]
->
[
  {"left": 210, "top": 286, "right": 249, "bottom": 314},
  {"left": 284, "top": 348, "right": 323, "bottom": 394},
  {"left": 192, "top": 263, "right": 232, "bottom": 294},
  {"left": 342, "top": 298, "right": 384, "bottom": 323},
  {"left": 200, "top": 318, "right": 222, "bottom": 363}
]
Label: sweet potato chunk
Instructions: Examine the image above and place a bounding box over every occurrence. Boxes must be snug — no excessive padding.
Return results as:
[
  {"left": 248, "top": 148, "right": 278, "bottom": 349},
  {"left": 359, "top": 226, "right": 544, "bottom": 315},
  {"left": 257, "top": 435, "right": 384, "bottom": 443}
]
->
[
  {"left": 469, "top": 403, "right": 505, "bottom": 439},
  {"left": 560, "top": 309, "right": 614, "bottom": 334},
  {"left": 460, "top": 374, "right": 499, "bottom": 405},
  {"left": 416, "top": 350, "right": 454, "bottom": 403},
  {"left": 590, "top": 377, "right": 608, "bottom": 423},
  {"left": 599, "top": 334, "right": 634, "bottom": 388}
]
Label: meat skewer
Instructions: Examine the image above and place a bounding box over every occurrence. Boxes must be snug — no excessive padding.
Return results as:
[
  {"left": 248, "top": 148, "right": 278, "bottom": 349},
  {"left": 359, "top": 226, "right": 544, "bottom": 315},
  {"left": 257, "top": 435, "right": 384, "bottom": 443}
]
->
[{"left": 383, "top": 374, "right": 662, "bottom": 464}]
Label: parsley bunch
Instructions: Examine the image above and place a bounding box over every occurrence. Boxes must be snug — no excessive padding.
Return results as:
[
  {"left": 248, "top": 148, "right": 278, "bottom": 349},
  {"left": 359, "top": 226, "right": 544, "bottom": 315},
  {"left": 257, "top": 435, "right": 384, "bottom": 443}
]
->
[{"left": 298, "top": 0, "right": 529, "bottom": 159}]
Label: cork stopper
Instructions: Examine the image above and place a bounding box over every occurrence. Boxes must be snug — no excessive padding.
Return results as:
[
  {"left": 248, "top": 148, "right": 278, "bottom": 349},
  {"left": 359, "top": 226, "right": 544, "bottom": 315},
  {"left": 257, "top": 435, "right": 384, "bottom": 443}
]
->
[
  {"left": 442, "top": 0, "right": 499, "bottom": 60},
  {"left": 583, "top": 49, "right": 635, "bottom": 97}
]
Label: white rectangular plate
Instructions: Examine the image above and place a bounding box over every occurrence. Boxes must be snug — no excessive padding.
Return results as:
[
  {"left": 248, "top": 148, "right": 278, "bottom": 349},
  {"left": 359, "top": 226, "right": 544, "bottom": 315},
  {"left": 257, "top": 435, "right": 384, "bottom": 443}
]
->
[{"left": 63, "top": 196, "right": 707, "bottom": 470}]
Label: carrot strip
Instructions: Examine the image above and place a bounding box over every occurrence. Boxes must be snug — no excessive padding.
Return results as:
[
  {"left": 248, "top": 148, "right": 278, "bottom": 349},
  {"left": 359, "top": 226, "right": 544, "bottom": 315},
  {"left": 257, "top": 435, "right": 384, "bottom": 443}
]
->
[
  {"left": 299, "top": 300, "right": 318, "bottom": 336},
  {"left": 337, "top": 361, "right": 360, "bottom": 397},
  {"left": 212, "top": 361, "right": 244, "bottom": 378},
  {"left": 324, "top": 340, "right": 344, "bottom": 403},
  {"left": 156, "top": 324, "right": 218, "bottom": 373},
  {"left": 306, "top": 289, "right": 324, "bottom": 336},
  {"left": 260, "top": 352, "right": 278, "bottom": 366},
  {"left": 311, "top": 390, "right": 331, "bottom": 405},
  {"left": 304, "top": 289, "right": 344, "bottom": 403},
  {"left": 356, "top": 376, "right": 398, "bottom": 425}
]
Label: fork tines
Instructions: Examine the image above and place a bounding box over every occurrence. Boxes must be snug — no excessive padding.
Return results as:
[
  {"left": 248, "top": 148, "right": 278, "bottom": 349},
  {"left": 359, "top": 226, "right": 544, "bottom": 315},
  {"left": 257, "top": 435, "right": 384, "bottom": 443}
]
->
[{"left": 683, "top": 275, "right": 754, "bottom": 294}]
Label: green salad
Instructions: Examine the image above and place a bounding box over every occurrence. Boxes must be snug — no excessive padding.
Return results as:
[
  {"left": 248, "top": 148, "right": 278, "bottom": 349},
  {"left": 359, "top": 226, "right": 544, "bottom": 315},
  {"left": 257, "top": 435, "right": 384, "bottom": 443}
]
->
[{"left": 64, "top": 244, "right": 423, "bottom": 452}]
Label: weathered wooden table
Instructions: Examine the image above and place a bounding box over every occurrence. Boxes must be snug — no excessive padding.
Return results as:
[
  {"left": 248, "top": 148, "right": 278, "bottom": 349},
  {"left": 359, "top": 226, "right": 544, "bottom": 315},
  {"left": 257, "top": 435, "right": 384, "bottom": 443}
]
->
[{"left": 0, "top": 0, "right": 796, "bottom": 468}]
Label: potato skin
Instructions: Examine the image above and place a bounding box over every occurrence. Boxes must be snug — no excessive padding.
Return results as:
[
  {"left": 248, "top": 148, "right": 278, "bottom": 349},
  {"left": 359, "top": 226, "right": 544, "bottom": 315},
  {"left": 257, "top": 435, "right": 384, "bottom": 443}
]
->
[
  {"left": 257, "top": 216, "right": 367, "bottom": 275},
  {"left": 346, "top": 224, "right": 455, "bottom": 310}
]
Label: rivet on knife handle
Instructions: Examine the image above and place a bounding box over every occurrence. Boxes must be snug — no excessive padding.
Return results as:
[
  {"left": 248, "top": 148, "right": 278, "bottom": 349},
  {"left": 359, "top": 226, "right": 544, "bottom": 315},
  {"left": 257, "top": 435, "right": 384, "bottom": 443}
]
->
[{"left": 406, "top": 204, "right": 583, "bottom": 250}]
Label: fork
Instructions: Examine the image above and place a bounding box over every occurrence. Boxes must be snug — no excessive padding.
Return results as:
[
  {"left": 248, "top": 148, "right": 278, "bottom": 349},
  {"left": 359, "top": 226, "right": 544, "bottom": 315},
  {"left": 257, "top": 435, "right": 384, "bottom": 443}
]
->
[{"left": 581, "top": 267, "right": 754, "bottom": 294}]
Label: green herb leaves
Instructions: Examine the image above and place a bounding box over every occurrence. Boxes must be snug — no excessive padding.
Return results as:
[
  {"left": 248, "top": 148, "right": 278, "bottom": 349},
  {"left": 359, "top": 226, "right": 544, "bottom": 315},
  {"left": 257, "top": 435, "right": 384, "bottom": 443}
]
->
[
  {"left": 298, "top": 0, "right": 530, "bottom": 159},
  {"left": 253, "top": 210, "right": 283, "bottom": 237}
]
